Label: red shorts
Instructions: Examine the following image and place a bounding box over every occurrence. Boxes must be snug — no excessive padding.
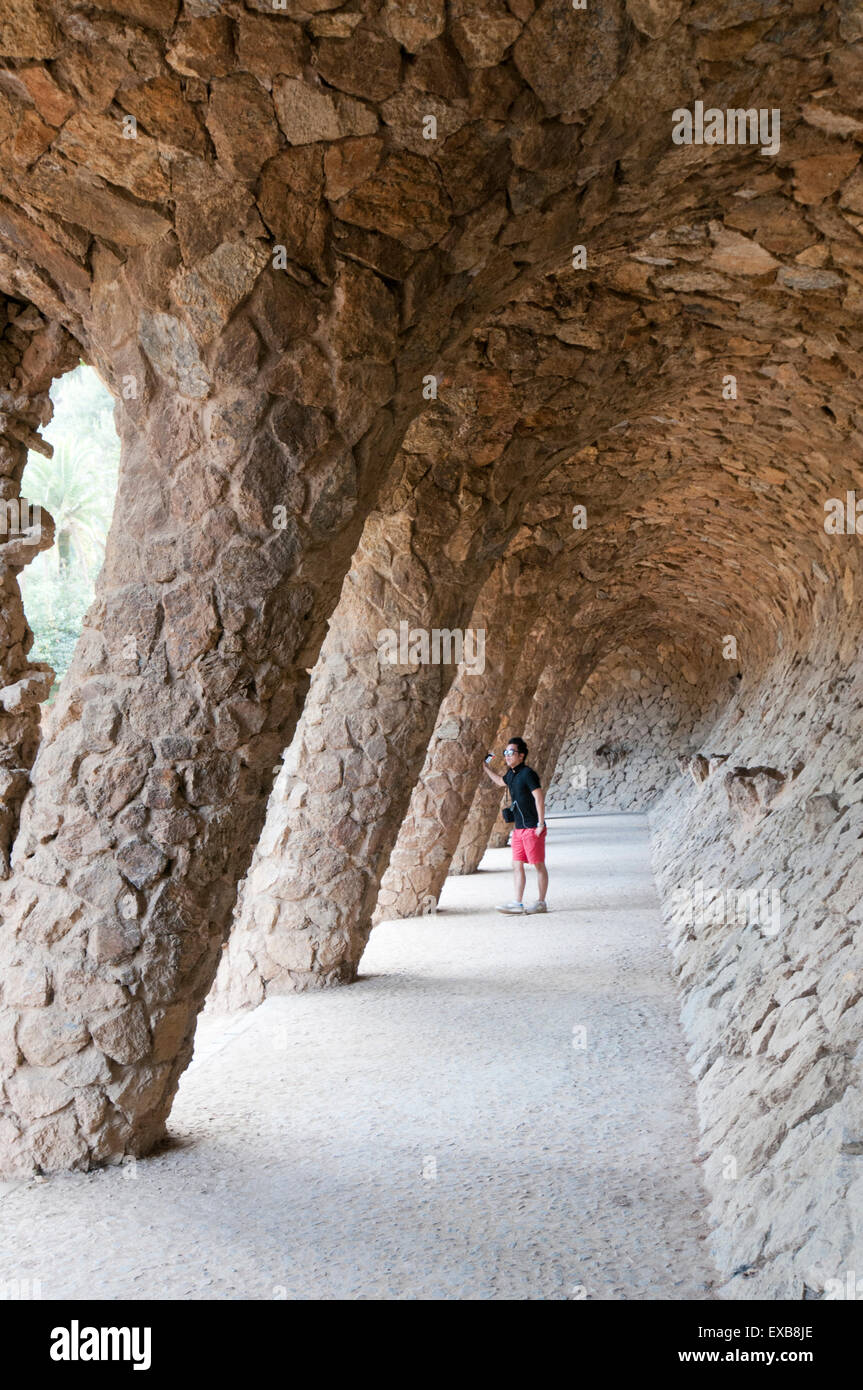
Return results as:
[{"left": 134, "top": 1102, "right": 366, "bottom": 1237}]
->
[{"left": 511, "top": 826, "right": 546, "bottom": 864}]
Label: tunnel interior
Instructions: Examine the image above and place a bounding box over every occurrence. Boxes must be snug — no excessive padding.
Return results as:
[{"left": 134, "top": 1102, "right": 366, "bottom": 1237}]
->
[{"left": 0, "top": 0, "right": 860, "bottom": 1300}]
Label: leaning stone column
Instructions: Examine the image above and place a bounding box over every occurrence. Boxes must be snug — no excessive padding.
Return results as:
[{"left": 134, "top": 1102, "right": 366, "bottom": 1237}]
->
[
  {"left": 373, "top": 562, "right": 531, "bottom": 920},
  {"left": 449, "top": 635, "right": 546, "bottom": 874},
  {"left": 209, "top": 507, "right": 495, "bottom": 1010},
  {"left": 209, "top": 364, "right": 542, "bottom": 1009},
  {"left": 0, "top": 256, "right": 405, "bottom": 1174},
  {"left": 528, "top": 666, "right": 580, "bottom": 783}
]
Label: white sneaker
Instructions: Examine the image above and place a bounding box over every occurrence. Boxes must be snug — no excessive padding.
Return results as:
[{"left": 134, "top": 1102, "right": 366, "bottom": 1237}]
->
[
  {"left": 525, "top": 901, "right": 548, "bottom": 914},
  {"left": 496, "top": 901, "right": 524, "bottom": 914}
]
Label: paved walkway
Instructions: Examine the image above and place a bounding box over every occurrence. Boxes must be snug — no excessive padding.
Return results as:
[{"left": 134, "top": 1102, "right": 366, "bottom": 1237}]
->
[{"left": 0, "top": 813, "right": 717, "bottom": 1300}]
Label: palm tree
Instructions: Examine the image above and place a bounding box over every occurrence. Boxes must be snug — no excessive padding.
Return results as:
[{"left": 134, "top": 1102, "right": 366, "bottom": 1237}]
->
[{"left": 22, "top": 437, "right": 117, "bottom": 578}]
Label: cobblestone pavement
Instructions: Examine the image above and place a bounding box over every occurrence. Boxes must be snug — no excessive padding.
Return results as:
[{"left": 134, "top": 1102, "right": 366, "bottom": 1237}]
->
[{"left": 0, "top": 814, "right": 717, "bottom": 1300}]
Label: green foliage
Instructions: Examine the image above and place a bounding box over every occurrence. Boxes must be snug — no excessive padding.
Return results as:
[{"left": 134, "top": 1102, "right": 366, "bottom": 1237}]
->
[
  {"left": 21, "top": 563, "right": 95, "bottom": 686},
  {"left": 24, "top": 436, "right": 116, "bottom": 576},
  {"left": 19, "top": 364, "right": 119, "bottom": 695}
]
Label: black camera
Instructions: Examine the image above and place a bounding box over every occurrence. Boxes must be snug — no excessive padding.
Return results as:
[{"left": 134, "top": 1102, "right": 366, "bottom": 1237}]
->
[{"left": 501, "top": 806, "right": 515, "bottom": 823}]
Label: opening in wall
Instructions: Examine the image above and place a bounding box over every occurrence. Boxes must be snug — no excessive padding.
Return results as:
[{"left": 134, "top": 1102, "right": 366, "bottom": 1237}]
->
[{"left": 19, "top": 362, "right": 120, "bottom": 700}]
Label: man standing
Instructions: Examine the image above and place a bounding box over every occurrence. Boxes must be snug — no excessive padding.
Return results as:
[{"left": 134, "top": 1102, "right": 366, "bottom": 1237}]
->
[{"left": 482, "top": 736, "right": 548, "bottom": 914}]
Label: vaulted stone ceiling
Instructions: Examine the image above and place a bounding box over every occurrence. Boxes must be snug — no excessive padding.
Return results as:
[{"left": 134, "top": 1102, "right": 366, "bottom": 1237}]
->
[{"left": 0, "top": 0, "right": 860, "bottom": 679}]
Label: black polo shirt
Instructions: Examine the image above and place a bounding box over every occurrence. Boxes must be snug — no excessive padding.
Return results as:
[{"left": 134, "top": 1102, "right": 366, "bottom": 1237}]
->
[{"left": 504, "top": 762, "right": 541, "bottom": 828}]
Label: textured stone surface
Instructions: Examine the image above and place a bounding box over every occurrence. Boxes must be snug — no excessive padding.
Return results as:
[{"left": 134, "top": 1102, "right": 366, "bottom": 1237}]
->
[
  {"left": 647, "top": 593, "right": 863, "bottom": 1299},
  {"left": 374, "top": 570, "right": 535, "bottom": 923},
  {"left": 210, "top": 373, "right": 538, "bottom": 1005},
  {"left": 0, "top": 0, "right": 857, "bottom": 1300},
  {"left": 548, "top": 646, "right": 729, "bottom": 814}
]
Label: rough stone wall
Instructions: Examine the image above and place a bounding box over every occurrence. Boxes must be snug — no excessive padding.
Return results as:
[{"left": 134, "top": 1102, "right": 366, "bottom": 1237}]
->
[
  {"left": 548, "top": 643, "right": 729, "bottom": 814},
  {"left": 648, "top": 591, "right": 863, "bottom": 1300}
]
